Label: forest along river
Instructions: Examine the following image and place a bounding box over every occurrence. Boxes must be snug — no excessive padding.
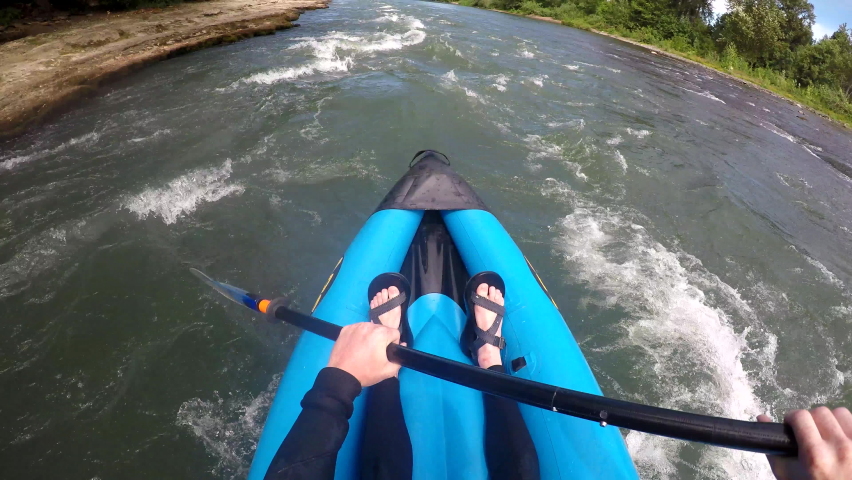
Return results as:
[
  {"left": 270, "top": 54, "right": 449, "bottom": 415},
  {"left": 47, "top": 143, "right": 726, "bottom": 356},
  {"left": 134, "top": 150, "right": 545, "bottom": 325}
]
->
[{"left": 1, "top": 0, "right": 852, "bottom": 478}]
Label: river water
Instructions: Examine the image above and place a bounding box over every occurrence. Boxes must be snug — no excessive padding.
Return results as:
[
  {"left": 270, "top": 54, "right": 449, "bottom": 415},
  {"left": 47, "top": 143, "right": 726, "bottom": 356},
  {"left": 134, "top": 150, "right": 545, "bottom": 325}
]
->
[{"left": 2, "top": 0, "right": 851, "bottom": 478}]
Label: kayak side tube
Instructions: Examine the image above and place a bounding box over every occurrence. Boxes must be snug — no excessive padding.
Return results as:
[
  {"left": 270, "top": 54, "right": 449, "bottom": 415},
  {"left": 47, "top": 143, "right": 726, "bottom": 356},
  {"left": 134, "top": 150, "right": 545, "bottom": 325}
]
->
[
  {"left": 443, "top": 209, "right": 640, "bottom": 480},
  {"left": 247, "top": 209, "right": 425, "bottom": 480}
]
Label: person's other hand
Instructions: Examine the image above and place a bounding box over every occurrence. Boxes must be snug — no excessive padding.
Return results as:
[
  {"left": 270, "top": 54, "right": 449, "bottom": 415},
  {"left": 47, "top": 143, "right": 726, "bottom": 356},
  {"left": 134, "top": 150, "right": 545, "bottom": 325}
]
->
[
  {"left": 758, "top": 407, "right": 852, "bottom": 480},
  {"left": 327, "top": 322, "right": 402, "bottom": 387}
]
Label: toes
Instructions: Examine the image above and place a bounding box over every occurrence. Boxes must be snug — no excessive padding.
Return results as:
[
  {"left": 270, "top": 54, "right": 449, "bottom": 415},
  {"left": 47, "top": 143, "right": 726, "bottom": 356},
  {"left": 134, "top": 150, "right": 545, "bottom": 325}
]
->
[
  {"left": 374, "top": 286, "right": 401, "bottom": 330},
  {"left": 477, "top": 283, "right": 488, "bottom": 296},
  {"left": 370, "top": 298, "right": 377, "bottom": 309},
  {"left": 483, "top": 285, "right": 504, "bottom": 305}
]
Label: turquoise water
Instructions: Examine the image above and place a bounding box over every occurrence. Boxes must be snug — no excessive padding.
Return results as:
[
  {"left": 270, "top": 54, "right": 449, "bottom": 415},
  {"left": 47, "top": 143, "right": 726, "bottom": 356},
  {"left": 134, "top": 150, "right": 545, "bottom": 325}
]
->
[{"left": 1, "top": 0, "right": 851, "bottom": 478}]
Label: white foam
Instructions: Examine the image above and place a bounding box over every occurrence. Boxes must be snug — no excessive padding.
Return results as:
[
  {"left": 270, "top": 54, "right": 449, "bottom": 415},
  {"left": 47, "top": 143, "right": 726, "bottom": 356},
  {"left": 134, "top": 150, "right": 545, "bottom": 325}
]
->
[
  {"left": 245, "top": 56, "right": 353, "bottom": 84},
  {"left": 831, "top": 304, "right": 852, "bottom": 322},
  {"left": 442, "top": 70, "right": 458, "bottom": 83},
  {"left": 176, "top": 375, "right": 281, "bottom": 478},
  {"left": 264, "top": 168, "right": 292, "bottom": 184},
  {"left": 123, "top": 160, "right": 244, "bottom": 225},
  {"left": 564, "top": 64, "right": 580, "bottom": 71},
  {"left": 552, "top": 203, "right": 775, "bottom": 480},
  {"left": 547, "top": 119, "right": 585, "bottom": 130},
  {"left": 243, "top": 20, "right": 426, "bottom": 85},
  {"left": 0, "top": 155, "right": 35, "bottom": 171},
  {"left": 128, "top": 129, "right": 172, "bottom": 144},
  {"left": 519, "top": 49, "right": 535, "bottom": 58},
  {"left": 300, "top": 96, "right": 332, "bottom": 143},
  {"left": 524, "top": 134, "right": 559, "bottom": 172},
  {"left": 491, "top": 74, "right": 509, "bottom": 92},
  {"left": 682, "top": 87, "right": 726, "bottom": 104},
  {"left": 0, "top": 132, "right": 100, "bottom": 171},
  {"left": 360, "top": 30, "right": 426, "bottom": 52},
  {"left": 525, "top": 135, "right": 588, "bottom": 181},
  {"left": 463, "top": 88, "right": 486, "bottom": 103},
  {"left": 607, "top": 135, "right": 623, "bottom": 146},
  {"left": 762, "top": 123, "right": 820, "bottom": 159},
  {"left": 624, "top": 434, "right": 679, "bottom": 477},
  {"left": 0, "top": 228, "right": 65, "bottom": 299},
  {"left": 576, "top": 61, "right": 620, "bottom": 74},
  {"left": 541, "top": 177, "right": 577, "bottom": 204},
  {"left": 493, "top": 122, "right": 512, "bottom": 135},
  {"left": 525, "top": 134, "right": 562, "bottom": 159},
  {"left": 53, "top": 132, "right": 99, "bottom": 150},
  {"left": 626, "top": 128, "right": 651, "bottom": 138},
  {"left": 528, "top": 75, "right": 547, "bottom": 87},
  {"left": 375, "top": 13, "right": 424, "bottom": 30},
  {"left": 803, "top": 255, "right": 845, "bottom": 289},
  {"left": 614, "top": 150, "right": 627, "bottom": 172},
  {"left": 438, "top": 37, "right": 465, "bottom": 58},
  {"left": 747, "top": 102, "right": 756, "bottom": 107}
]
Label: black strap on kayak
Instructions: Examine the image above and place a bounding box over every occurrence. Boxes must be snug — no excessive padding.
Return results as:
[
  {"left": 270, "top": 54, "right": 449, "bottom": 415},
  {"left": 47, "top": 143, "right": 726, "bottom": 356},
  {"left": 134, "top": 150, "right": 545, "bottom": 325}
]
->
[{"left": 266, "top": 302, "right": 797, "bottom": 457}]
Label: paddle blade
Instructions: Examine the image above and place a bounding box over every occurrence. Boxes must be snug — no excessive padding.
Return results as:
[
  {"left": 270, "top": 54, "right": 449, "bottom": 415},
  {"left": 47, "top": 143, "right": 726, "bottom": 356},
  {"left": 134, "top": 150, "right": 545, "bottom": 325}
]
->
[{"left": 190, "top": 268, "right": 268, "bottom": 312}]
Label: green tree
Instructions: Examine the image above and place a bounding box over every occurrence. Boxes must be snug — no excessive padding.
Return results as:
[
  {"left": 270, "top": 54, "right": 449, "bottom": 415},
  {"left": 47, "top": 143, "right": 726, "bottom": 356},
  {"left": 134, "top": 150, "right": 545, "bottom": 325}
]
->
[
  {"left": 720, "top": 0, "right": 785, "bottom": 66},
  {"left": 779, "top": 0, "right": 815, "bottom": 50},
  {"left": 793, "top": 25, "right": 852, "bottom": 93},
  {"left": 671, "top": 0, "right": 713, "bottom": 21}
]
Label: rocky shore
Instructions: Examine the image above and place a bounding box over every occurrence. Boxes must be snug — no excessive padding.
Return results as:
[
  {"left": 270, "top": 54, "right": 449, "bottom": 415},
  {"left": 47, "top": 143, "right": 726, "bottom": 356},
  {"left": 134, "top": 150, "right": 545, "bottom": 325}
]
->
[{"left": 0, "top": 0, "right": 329, "bottom": 138}]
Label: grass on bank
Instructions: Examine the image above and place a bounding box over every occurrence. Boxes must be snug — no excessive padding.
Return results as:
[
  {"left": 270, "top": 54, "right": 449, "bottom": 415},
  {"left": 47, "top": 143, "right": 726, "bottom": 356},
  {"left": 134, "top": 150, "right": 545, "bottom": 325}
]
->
[{"left": 454, "top": 0, "right": 852, "bottom": 128}]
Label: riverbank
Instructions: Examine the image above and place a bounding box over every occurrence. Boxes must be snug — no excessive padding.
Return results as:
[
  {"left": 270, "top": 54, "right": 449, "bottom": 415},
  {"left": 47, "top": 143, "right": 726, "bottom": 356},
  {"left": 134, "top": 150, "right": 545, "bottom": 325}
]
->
[
  {"left": 451, "top": 1, "right": 852, "bottom": 130},
  {"left": 0, "top": 0, "right": 329, "bottom": 139}
]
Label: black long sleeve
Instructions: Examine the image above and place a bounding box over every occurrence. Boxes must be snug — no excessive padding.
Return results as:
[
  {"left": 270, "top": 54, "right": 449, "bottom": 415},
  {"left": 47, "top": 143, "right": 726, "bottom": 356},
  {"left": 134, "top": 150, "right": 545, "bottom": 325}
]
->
[
  {"left": 263, "top": 367, "right": 363, "bottom": 480},
  {"left": 483, "top": 365, "right": 540, "bottom": 480}
]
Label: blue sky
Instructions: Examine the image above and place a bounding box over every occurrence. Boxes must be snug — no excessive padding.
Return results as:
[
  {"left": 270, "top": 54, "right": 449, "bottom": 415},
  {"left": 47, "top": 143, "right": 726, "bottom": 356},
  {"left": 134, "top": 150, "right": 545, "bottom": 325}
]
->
[{"left": 711, "top": 0, "right": 851, "bottom": 40}]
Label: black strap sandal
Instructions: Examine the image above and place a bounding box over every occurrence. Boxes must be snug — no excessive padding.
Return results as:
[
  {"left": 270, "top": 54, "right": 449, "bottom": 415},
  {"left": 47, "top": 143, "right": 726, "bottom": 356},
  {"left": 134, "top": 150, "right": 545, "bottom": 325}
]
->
[
  {"left": 367, "top": 272, "right": 413, "bottom": 346},
  {"left": 462, "top": 271, "right": 507, "bottom": 360}
]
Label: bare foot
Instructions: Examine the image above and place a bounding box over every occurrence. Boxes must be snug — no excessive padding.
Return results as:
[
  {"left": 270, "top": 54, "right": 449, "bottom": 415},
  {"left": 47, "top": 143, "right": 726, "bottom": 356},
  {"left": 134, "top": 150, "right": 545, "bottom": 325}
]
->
[
  {"left": 370, "top": 286, "right": 401, "bottom": 330},
  {"left": 474, "top": 283, "right": 504, "bottom": 369}
]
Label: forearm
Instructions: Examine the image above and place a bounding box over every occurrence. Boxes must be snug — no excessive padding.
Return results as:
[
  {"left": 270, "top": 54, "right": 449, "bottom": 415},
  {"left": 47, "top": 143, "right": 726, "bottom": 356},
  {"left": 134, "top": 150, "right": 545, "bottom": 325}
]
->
[{"left": 263, "top": 367, "right": 362, "bottom": 480}]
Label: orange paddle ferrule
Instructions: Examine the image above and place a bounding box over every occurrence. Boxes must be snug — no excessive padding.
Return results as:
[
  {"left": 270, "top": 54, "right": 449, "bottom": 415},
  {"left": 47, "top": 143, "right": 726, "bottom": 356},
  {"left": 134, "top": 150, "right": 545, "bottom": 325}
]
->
[{"left": 258, "top": 299, "right": 271, "bottom": 314}]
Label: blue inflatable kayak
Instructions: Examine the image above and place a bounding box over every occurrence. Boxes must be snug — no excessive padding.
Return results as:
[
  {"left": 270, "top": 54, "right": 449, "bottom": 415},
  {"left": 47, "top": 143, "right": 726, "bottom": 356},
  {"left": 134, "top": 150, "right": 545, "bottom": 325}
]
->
[{"left": 248, "top": 151, "right": 639, "bottom": 480}]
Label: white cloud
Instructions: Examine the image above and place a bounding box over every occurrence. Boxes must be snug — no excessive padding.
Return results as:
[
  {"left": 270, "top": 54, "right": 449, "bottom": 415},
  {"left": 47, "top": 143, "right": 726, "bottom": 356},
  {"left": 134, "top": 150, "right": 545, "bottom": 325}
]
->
[
  {"left": 712, "top": 0, "right": 728, "bottom": 16},
  {"left": 812, "top": 23, "right": 834, "bottom": 40}
]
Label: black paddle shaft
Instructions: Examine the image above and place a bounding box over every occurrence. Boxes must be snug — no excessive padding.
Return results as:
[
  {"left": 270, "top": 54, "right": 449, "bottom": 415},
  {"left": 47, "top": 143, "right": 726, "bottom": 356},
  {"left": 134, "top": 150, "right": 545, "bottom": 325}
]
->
[{"left": 269, "top": 303, "right": 797, "bottom": 456}]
